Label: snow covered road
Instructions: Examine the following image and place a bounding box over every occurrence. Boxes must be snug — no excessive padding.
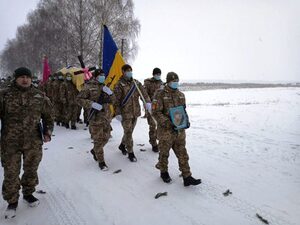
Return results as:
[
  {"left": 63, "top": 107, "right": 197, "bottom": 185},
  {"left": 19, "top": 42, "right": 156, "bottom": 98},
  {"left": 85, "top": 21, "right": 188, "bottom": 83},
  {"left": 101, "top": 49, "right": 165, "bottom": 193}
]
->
[{"left": 1, "top": 87, "right": 299, "bottom": 225}]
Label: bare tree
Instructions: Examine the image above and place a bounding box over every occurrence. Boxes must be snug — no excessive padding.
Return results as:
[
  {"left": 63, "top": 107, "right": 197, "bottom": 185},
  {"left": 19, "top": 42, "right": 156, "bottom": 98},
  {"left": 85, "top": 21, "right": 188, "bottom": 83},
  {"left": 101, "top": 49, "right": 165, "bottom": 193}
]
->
[{"left": 0, "top": 0, "right": 140, "bottom": 76}]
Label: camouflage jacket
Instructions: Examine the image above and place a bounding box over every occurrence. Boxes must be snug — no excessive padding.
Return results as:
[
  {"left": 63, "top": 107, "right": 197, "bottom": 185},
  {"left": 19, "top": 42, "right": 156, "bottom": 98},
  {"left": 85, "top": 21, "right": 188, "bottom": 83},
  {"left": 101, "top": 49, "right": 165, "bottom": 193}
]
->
[
  {"left": 52, "top": 80, "right": 63, "bottom": 103},
  {"left": 152, "top": 86, "right": 186, "bottom": 132},
  {"left": 60, "top": 81, "right": 79, "bottom": 105},
  {"left": 0, "top": 83, "right": 54, "bottom": 149},
  {"left": 114, "top": 76, "right": 150, "bottom": 119},
  {"left": 76, "top": 79, "right": 115, "bottom": 125},
  {"left": 44, "top": 80, "right": 54, "bottom": 101},
  {"left": 143, "top": 77, "right": 163, "bottom": 101}
]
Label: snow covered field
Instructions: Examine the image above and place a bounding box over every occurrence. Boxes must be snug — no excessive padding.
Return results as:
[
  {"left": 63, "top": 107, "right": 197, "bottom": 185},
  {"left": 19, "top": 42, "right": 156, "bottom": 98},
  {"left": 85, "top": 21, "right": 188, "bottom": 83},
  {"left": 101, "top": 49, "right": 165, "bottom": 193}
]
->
[{"left": 1, "top": 87, "right": 299, "bottom": 225}]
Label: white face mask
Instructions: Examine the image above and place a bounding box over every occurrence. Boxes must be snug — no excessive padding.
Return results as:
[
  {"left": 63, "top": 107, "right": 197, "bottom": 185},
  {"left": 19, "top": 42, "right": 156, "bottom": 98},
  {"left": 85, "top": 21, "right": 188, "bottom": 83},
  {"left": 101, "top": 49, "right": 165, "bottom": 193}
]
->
[
  {"left": 153, "top": 74, "right": 161, "bottom": 80},
  {"left": 66, "top": 77, "right": 72, "bottom": 81},
  {"left": 168, "top": 81, "right": 179, "bottom": 89},
  {"left": 125, "top": 71, "right": 133, "bottom": 79},
  {"left": 97, "top": 75, "right": 105, "bottom": 83}
]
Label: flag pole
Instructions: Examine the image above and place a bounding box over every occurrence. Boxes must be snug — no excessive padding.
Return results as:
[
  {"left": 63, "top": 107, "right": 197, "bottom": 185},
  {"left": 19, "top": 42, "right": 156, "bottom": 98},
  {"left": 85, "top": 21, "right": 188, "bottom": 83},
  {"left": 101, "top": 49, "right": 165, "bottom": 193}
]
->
[{"left": 132, "top": 79, "right": 157, "bottom": 127}]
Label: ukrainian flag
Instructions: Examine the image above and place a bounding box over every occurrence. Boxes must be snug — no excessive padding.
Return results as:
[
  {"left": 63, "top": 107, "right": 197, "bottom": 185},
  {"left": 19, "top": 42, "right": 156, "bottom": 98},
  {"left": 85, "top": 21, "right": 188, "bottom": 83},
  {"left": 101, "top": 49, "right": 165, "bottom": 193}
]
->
[{"left": 102, "top": 25, "right": 125, "bottom": 90}]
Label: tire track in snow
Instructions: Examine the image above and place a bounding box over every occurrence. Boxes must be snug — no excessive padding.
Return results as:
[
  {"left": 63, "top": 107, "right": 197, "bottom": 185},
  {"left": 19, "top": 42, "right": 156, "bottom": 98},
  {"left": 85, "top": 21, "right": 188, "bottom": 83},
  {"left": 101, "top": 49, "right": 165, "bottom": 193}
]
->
[
  {"left": 199, "top": 180, "right": 296, "bottom": 225},
  {"left": 39, "top": 167, "right": 87, "bottom": 225}
]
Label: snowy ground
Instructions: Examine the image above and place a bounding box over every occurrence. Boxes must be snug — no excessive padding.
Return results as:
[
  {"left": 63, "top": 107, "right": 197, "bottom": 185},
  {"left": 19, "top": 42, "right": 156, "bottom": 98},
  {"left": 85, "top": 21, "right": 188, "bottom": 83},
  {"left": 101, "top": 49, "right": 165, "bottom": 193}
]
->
[{"left": 0, "top": 87, "right": 299, "bottom": 225}]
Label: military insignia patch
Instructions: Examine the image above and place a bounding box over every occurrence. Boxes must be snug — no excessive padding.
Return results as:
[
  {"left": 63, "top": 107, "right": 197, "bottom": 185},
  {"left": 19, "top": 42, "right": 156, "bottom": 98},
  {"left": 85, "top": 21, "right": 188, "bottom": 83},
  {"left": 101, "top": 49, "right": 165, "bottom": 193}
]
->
[
  {"left": 169, "top": 105, "right": 190, "bottom": 130},
  {"left": 152, "top": 101, "right": 158, "bottom": 111}
]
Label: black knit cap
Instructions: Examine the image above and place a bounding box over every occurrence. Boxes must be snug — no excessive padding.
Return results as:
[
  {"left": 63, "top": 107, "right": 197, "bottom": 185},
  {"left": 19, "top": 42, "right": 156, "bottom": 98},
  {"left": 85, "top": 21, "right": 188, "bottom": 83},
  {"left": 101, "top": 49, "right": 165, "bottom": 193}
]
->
[
  {"left": 166, "top": 72, "right": 179, "bottom": 83},
  {"left": 93, "top": 68, "right": 105, "bottom": 77},
  {"left": 14, "top": 67, "right": 32, "bottom": 78},
  {"left": 122, "top": 64, "right": 132, "bottom": 72},
  {"left": 152, "top": 68, "right": 161, "bottom": 75}
]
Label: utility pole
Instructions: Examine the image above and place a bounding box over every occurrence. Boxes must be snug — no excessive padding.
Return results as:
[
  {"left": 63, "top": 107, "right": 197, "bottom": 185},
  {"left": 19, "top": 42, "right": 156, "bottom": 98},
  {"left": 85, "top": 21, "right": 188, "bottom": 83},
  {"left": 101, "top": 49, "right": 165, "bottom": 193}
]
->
[
  {"left": 99, "top": 25, "right": 104, "bottom": 68},
  {"left": 121, "top": 38, "right": 125, "bottom": 56}
]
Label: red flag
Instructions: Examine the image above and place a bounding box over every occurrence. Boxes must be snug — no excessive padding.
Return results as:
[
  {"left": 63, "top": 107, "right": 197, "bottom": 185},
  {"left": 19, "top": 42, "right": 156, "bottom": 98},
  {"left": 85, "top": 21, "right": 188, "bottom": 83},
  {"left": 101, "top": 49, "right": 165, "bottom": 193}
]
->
[{"left": 42, "top": 56, "right": 51, "bottom": 84}]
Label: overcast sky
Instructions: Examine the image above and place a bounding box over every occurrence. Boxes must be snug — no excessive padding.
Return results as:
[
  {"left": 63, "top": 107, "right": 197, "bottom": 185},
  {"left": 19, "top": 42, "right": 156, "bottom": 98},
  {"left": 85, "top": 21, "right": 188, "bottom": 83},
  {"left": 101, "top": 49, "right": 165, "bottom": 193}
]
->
[{"left": 0, "top": 0, "right": 300, "bottom": 82}]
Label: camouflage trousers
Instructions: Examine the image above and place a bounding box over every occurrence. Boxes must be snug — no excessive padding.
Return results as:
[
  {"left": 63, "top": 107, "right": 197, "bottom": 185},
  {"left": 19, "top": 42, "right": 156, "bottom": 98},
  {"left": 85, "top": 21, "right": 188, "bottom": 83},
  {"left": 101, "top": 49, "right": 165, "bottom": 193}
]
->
[
  {"left": 89, "top": 121, "right": 111, "bottom": 162},
  {"left": 2, "top": 145, "right": 42, "bottom": 204},
  {"left": 147, "top": 115, "right": 157, "bottom": 147},
  {"left": 121, "top": 118, "right": 137, "bottom": 153},
  {"left": 83, "top": 108, "right": 89, "bottom": 123},
  {"left": 64, "top": 104, "right": 78, "bottom": 126},
  {"left": 54, "top": 101, "right": 64, "bottom": 123},
  {"left": 157, "top": 130, "right": 192, "bottom": 178}
]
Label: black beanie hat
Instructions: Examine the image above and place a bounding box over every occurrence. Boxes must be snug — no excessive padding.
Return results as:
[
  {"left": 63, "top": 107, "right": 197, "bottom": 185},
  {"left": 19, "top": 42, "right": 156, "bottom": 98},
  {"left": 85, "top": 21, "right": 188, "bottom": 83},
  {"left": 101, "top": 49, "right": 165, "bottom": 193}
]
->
[
  {"left": 122, "top": 64, "right": 132, "bottom": 72},
  {"left": 14, "top": 67, "right": 32, "bottom": 78},
  {"left": 166, "top": 72, "right": 179, "bottom": 83},
  {"left": 93, "top": 68, "right": 105, "bottom": 77},
  {"left": 152, "top": 68, "right": 161, "bottom": 75}
]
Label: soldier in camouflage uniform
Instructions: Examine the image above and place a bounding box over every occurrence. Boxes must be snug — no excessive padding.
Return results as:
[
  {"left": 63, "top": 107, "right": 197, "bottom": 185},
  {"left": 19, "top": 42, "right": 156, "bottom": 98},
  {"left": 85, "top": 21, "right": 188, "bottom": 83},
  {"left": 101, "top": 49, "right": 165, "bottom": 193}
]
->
[
  {"left": 82, "top": 79, "right": 92, "bottom": 125},
  {"left": 44, "top": 74, "right": 55, "bottom": 103},
  {"left": 77, "top": 69, "right": 115, "bottom": 170},
  {"left": 0, "top": 67, "right": 54, "bottom": 218},
  {"left": 143, "top": 67, "right": 164, "bottom": 152},
  {"left": 152, "top": 72, "right": 201, "bottom": 186},
  {"left": 114, "top": 64, "right": 151, "bottom": 162},
  {"left": 52, "top": 72, "right": 64, "bottom": 126},
  {"left": 60, "top": 73, "right": 79, "bottom": 129}
]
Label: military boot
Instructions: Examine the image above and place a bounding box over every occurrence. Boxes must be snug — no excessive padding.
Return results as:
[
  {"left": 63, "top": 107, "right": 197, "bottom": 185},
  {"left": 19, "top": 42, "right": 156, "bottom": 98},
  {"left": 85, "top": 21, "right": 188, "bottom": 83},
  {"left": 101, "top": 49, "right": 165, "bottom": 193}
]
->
[
  {"left": 4, "top": 202, "right": 18, "bottom": 219},
  {"left": 160, "top": 172, "right": 172, "bottom": 183},
  {"left": 71, "top": 125, "right": 77, "bottom": 130},
  {"left": 99, "top": 162, "right": 108, "bottom": 171},
  {"left": 152, "top": 145, "right": 159, "bottom": 153},
  {"left": 118, "top": 143, "right": 127, "bottom": 155},
  {"left": 65, "top": 122, "right": 70, "bottom": 129},
  {"left": 128, "top": 152, "right": 137, "bottom": 162},
  {"left": 23, "top": 194, "right": 39, "bottom": 207},
  {"left": 183, "top": 176, "right": 201, "bottom": 186}
]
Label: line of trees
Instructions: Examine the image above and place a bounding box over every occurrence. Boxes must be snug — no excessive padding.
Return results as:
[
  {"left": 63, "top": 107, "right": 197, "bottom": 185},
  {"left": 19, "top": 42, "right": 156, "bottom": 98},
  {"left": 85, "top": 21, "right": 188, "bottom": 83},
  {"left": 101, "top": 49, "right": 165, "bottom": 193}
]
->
[{"left": 0, "top": 0, "right": 140, "bottom": 77}]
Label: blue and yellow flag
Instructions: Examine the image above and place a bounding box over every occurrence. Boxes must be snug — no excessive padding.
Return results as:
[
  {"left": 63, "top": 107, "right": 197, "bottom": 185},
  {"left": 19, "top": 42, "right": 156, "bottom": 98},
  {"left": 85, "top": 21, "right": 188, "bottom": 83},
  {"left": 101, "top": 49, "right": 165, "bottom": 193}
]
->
[{"left": 102, "top": 25, "right": 125, "bottom": 90}]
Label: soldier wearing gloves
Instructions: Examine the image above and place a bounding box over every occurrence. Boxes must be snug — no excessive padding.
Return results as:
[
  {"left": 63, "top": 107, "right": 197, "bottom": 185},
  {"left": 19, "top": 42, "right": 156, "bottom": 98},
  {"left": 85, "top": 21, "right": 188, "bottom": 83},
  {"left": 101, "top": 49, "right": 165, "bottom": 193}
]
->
[
  {"left": 113, "top": 64, "right": 151, "bottom": 162},
  {"left": 152, "top": 72, "right": 201, "bottom": 186},
  {"left": 143, "top": 67, "right": 164, "bottom": 152},
  {"left": 77, "top": 69, "right": 115, "bottom": 170}
]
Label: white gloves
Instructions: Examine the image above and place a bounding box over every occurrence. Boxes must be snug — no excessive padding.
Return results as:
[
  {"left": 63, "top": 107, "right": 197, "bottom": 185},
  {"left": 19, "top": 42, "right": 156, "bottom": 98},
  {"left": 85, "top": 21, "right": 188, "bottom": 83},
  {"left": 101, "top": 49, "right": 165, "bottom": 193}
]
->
[
  {"left": 146, "top": 102, "right": 152, "bottom": 113},
  {"left": 91, "top": 102, "right": 103, "bottom": 111},
  {"left": 102, "top": 86, "right": 113, "bottom": 95},
  {"left": 115, "top": 115, "right": 122, "bottom": 122}
]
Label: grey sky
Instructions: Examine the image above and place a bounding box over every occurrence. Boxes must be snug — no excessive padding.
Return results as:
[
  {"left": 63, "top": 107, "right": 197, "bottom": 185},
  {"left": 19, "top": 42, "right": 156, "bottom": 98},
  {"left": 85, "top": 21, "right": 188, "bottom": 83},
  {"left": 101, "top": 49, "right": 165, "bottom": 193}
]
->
[
  {"left": 1, "top": 0, "right": 300, "bottom": 82},
  {"left": 0, "top": 0, "right": 39, "bottom": 49}
]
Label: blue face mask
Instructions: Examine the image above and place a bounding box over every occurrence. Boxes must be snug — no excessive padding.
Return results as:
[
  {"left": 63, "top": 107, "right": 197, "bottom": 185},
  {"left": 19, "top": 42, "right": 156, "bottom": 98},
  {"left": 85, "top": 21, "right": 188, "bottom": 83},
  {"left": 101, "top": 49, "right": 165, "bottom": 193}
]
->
[
  {"left": 153, "top": 75, "right": 161, "bottom": 81},
  {"left": 125, "top": 71, "right": 133, "bottom": 79},
  {"left": 168, "top": 81, "right": 179, "bottom": 90},
  {"left": 58, "top": 76, "right": 63, "bottom": 80},
  {"left": 97, "top": 75, "right": 105, "bottom": 83}
]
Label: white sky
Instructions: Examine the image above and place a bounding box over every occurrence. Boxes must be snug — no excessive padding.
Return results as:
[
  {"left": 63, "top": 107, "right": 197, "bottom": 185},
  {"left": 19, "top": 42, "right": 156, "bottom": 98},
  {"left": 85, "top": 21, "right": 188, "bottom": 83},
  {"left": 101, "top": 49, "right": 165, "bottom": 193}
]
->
[
  {"left": 0, "top": 0, "right": 39, "bottom": 48},
  {"left": 0, "top": 0, "right": 300, "bottom": 82}
]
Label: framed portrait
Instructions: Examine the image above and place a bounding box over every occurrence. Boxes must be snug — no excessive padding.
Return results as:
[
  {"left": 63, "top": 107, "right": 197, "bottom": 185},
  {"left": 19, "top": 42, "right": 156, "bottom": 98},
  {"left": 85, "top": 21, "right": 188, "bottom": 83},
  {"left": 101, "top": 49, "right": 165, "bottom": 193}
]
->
[{"left": 169, "top": 105, "right": 190, "bottom": 130}]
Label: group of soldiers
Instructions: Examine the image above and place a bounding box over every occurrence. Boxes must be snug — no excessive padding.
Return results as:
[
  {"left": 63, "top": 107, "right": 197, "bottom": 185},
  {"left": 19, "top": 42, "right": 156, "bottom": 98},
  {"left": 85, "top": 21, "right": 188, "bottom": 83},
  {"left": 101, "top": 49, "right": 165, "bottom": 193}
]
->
[
  {"left": 41, "top": 72, "right": 81, "bottom": 130},
  {"left": 0, "top": 64, "right": 201, "bottom": 219}
]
